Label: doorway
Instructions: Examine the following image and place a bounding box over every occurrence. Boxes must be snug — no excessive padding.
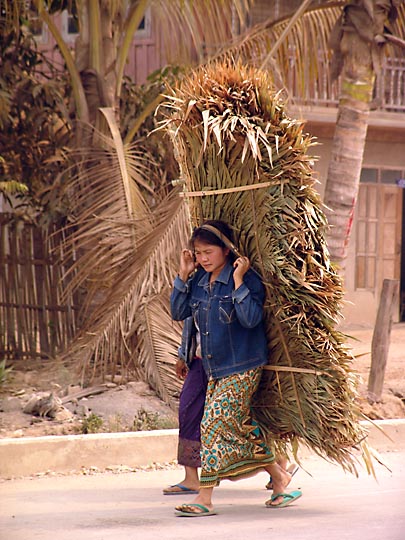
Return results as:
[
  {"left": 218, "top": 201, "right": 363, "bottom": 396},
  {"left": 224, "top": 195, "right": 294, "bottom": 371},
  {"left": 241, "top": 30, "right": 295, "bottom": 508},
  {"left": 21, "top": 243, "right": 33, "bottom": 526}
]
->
[{"left": 355, "top": 168, "right": 404, "bottom": 320}]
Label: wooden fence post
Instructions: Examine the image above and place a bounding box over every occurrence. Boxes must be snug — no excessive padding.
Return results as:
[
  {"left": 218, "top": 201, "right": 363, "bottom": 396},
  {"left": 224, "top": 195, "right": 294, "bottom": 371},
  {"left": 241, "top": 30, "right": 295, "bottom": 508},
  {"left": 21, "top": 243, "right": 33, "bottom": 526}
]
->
[{"left": 367, "top": 278, "right": 399, "bottom": 403}]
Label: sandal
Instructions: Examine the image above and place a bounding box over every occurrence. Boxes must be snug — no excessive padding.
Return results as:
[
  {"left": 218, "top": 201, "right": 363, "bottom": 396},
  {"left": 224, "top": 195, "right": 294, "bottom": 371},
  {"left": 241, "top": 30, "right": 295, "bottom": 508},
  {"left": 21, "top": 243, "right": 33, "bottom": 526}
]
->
[{"left": 175, "top": 503, "right": 217, "bottom": 517}]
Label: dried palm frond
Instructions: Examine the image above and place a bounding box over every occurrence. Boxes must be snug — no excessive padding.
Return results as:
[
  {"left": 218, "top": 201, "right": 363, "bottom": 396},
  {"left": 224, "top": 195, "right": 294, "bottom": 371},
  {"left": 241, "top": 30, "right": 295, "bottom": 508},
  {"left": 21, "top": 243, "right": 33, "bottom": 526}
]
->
[
  {"left": 163, "top": 59, "right": 374, "bottom": 475},
  {"left": 134, "top": 290, "right": 184, "bottom": 407},
  {"left": 64, "top": 190, "right": 190, "bottom": 391},
  {"left": 56, "top": 111, "right": 190, "bottom": 403},
  {"left": 150, "top": 0, "right": 251, "bottom": 65},
  {"left": 219, "top": 2, "right": 344, "bottom": 98},
  {"left": 218, "top": 2, "right": 405, "bottom": 107},
  {"left": 57, "top": 114, "right": 153, "bottom": 307}
]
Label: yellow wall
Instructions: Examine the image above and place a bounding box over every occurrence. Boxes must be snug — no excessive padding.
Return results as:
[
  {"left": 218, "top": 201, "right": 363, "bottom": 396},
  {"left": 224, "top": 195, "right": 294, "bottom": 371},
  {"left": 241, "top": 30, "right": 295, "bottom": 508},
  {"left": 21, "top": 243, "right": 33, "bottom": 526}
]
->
[{"left": 298, "top": 121, "right": 405, "bottom": 327}]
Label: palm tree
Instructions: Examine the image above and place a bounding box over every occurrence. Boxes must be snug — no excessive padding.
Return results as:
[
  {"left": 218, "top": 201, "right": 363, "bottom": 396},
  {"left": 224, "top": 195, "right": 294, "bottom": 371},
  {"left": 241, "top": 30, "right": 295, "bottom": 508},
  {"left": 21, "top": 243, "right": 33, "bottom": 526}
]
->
[
  {"left": 0, "top": 0, "right": 251, "bottom": 402},
  {"left": 323, "top": 0, "right": 405, "bottom": 272},
  {"left": 223, "top": 0, "right": 405, "bottom": 273}
]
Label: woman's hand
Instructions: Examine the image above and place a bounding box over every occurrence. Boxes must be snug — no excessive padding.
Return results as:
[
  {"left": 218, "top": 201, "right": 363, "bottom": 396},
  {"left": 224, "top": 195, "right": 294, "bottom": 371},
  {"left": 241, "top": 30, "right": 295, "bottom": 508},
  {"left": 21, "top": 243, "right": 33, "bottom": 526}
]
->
[
  {"left": 233, "top": 256, "right": 250, "bottom": 289},
  {"left": 176, "top": 359, "right": 188, "bottom": 380},
  {"left": 178, "top": 248, "right": 197, "bottom": 282}
]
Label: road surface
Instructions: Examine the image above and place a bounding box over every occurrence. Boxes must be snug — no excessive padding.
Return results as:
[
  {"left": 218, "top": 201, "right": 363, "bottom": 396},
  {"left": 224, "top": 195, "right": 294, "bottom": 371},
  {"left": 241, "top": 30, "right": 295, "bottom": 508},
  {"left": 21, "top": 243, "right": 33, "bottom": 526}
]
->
[{"left": 1, "top": 450, "right": 404, "bottom": 540}]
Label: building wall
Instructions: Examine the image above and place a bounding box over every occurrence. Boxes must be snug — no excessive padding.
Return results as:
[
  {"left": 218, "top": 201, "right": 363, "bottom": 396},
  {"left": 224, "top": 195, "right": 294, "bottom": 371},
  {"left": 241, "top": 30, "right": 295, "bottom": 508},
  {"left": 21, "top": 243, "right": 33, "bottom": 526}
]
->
[
  {"left": 303, "top": 122, "right": 405, "bottom": 327},
  {"left": 250, "top": 0, "right": 327, "bottom": 25},
  {"left": 35, "top": 10, "right": 161, "bottom": 86}
]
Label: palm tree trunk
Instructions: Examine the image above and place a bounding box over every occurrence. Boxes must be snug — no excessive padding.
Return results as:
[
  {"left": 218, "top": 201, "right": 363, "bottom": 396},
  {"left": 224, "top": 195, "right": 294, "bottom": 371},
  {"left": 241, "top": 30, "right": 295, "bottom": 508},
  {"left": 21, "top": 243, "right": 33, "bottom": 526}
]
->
[
  {"left": 323, "top": 66, "right": 375, "bottom": 272},
  {"left": 323, "top": 0, "right": 398, "bottom": 273}
]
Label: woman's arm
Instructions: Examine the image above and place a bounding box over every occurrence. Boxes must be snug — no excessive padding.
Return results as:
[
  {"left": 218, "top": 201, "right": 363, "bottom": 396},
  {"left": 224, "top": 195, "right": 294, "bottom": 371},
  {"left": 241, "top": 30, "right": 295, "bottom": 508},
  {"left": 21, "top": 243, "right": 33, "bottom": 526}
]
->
[
  {"left": 232, "top": 258, "right": 265, "bottom": 328},
  {"left": 170, "top": 276, "right": 192, "bottom": 321},
  {"left": 170, "top": 249, "right": 197, "bottom": 321}
]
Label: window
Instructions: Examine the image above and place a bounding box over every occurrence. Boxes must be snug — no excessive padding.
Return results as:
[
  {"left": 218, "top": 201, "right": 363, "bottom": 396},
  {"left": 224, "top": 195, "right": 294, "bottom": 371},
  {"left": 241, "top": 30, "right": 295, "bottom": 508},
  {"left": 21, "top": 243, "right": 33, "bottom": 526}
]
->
[
  {"left": 381, "top": 169, "right": 403, "bottom": 185},
  {"left": 135, "top": 9, "right": 151, "bottom": 39},
  {"left": 360, "top": 168, "right": 377, "bottom": 183},
  {"left": 25, "top": 3, "right": 48, "bottom": 44},
  {"left": 61, "top": 10, "right": 79, "bottom": 42}
]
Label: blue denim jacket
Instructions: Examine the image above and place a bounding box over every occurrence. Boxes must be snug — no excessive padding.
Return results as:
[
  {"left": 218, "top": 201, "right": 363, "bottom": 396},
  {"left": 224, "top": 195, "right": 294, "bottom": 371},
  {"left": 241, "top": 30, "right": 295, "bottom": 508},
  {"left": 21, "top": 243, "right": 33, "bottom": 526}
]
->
[{"left": 170, "top": 261, "right": 268, "bottom": 379}]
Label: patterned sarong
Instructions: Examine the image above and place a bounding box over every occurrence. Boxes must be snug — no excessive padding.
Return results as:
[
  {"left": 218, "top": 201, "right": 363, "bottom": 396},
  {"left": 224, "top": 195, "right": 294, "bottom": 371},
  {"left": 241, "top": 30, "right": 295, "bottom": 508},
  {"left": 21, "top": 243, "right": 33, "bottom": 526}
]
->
[{"left": 200, "top": 367, "right": 275, "bottom": 488}]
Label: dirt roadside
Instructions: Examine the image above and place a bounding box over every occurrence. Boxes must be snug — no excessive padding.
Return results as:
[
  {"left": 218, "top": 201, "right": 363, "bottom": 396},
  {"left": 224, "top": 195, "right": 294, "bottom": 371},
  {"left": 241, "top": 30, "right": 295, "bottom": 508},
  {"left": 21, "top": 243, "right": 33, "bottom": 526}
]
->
[
  {"left": 1, "top": 323, "right": 404, "bottom": 439},
  {"left": 342, "top": 322, "right": 405, "bottom": 420}
]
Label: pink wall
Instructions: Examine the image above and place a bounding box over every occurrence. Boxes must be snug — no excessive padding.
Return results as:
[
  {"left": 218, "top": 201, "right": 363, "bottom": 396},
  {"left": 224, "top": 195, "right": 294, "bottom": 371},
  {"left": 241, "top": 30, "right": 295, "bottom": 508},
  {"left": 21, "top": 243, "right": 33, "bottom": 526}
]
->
[{"left": 36, "top": 12, "right": 163, "bottom": 86}]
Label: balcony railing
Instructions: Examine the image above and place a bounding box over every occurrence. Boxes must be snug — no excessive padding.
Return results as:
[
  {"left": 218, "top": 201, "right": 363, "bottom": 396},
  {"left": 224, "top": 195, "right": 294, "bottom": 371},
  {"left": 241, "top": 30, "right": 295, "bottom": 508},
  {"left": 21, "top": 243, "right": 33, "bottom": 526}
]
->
[
  {"left": 288, "top": 56, "right": 405, "bottom": 113},
  {"left": 376, "top": 57, "right": 405, "bottom": 112}
]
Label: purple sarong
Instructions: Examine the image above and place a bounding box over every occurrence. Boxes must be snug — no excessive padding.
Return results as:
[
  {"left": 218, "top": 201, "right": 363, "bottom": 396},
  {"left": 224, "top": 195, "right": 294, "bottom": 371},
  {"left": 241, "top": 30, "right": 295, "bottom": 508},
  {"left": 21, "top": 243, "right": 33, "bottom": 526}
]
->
[{"left": 177, "top": 357, "right": 208, "bottom": 468}]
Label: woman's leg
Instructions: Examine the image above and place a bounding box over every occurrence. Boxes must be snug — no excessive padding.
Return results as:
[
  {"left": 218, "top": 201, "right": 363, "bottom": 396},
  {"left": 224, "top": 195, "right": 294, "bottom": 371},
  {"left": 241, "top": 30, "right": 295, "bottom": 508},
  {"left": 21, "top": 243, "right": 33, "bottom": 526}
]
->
[
  {"left": 277, "top": 456, "right": 288, "bottom": 470},
  {"left": 264, "top": 461, "right": 301, "bottom": 506},
  {"left": 183, "top": 465, "right": 199, "bottom": 485},
  {"left": 264, "top": 462, "right": 291, "bottom": 496},
  {"left": 265, "top": 456, "right": 299, "bottom": 490},
  {"left": 164, "top": 358, "right": 207, "bottom": 494}
]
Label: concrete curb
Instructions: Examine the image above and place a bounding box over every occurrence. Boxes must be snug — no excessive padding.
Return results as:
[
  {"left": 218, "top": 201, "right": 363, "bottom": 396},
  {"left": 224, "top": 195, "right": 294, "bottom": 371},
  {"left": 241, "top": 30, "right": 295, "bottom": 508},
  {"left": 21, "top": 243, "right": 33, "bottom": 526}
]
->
[
  {"left": 0, "top": 429, "right": 178, "bottom": 479},
  {"left": 1, "top": 419, "right": 404, "bottom": 479}
]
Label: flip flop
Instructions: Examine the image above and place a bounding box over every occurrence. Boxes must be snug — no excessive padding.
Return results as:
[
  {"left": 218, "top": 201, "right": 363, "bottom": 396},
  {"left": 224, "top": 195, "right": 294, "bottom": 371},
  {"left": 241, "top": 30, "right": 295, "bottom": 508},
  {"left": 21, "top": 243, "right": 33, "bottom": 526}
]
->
[
  {"left": 175, "top": 503, "right": 217, "bottom": 517},
  {"left": 163, "top": 483, "right": 199, "bottom": 495},
  {"left": 265, "top": 463, "right": 299, "bottom": 490},
  {"left": 265, "top": 490, "right": 302, "bottom": 508}
]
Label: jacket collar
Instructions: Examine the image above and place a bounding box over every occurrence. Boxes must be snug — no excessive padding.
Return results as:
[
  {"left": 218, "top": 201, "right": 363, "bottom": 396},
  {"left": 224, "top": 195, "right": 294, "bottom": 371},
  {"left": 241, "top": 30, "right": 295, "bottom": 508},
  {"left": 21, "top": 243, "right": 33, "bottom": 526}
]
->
[{"left": 197, "top": 261, "right": 233, "bottom": 288}]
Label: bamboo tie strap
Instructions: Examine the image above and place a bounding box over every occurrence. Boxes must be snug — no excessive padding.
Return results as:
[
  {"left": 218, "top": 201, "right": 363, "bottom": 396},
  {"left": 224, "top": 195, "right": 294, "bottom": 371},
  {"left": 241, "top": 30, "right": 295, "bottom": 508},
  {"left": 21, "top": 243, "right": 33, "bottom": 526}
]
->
[
  {"left": 263, "top": 365, "right": 326, "bottom": 376},
  {"left": 180, "top": 180, "right": 279, "bottom": 198}
]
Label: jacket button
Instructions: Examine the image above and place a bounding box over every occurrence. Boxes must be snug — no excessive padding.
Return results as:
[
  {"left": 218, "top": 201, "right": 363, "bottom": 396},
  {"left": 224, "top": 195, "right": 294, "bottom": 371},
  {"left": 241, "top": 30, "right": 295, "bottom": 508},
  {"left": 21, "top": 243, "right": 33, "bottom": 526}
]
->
[{"left": 207, "top": 354, "right": 212, "bottom": 359}]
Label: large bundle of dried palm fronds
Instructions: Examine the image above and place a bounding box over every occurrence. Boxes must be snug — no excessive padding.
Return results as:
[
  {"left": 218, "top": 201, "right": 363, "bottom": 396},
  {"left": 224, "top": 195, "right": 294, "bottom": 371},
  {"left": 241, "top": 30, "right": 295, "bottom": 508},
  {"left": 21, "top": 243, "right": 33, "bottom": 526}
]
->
[{"left": 162, "top": 60, "right": 374, "bottom": 475}]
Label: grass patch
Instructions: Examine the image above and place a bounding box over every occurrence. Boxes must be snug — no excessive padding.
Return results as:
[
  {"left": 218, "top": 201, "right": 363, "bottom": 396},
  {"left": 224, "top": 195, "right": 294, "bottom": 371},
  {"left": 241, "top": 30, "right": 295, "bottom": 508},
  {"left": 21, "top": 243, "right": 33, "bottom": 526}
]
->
[
  {"left": 0, "top": 360, "right": 13, "bottom": 388},
  {"left": 81, "top": 413, "right": 104, "bottom": 434},
  {"left": 131, "top": 407, "right": 177, "bottom": 431}
]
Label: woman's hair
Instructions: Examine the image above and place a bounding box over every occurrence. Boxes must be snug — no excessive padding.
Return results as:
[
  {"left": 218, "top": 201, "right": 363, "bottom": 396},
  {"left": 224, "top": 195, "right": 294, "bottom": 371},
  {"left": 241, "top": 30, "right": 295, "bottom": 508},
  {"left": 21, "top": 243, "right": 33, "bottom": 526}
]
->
[{"left": 190, "top": 220, "right": 236, "bottom": 261}]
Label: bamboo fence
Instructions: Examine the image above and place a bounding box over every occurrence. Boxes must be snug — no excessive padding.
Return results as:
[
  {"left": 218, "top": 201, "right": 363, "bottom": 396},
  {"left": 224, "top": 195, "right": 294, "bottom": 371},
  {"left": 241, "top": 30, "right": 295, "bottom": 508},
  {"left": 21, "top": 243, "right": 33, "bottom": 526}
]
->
[{"left": 0, "top": 213, "right": 79, "bottom": 361}]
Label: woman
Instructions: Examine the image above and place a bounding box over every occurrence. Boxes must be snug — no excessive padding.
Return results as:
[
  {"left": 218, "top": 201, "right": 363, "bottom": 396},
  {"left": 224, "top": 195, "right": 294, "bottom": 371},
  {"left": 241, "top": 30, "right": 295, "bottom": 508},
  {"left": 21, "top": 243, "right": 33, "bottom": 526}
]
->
[
  {"left": 170, "top": 220, "right": 302, "bottom": 516},
  {"left": 163, "top": 317, "right": 207, "bottom": 495},
  {"left": 163, "top": 316, "right": 298, "bottom": 496}
]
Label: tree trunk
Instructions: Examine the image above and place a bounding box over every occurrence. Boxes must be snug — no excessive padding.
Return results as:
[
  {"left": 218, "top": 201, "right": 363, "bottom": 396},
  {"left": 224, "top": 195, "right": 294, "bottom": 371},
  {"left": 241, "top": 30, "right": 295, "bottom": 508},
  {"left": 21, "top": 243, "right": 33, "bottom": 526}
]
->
[
  {"left": 323, "top": 73, "right": 374, "bottom": 273},
  {"left": 323, "top": 0, "right": 397, "bottom": 274},
  {"left": 75, "top": 1, "right": 118, "bottom": 130},
  {"left": 323, "top": 32, "right": 374, "bottom": 273}
]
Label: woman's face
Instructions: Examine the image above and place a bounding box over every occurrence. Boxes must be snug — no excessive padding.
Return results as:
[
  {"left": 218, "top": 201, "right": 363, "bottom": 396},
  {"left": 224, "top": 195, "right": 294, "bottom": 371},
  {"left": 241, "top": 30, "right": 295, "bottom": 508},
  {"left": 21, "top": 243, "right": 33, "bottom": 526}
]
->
[{"left": 193, "top": 240, "right": 230, "bottom": 279}]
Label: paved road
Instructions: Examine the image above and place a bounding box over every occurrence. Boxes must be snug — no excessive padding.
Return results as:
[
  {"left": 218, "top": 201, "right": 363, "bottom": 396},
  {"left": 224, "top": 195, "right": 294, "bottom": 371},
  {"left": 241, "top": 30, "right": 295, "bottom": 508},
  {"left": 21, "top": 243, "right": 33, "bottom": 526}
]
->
[{"left": 1, "top": 450, "right": 404, "bottom": 540}]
